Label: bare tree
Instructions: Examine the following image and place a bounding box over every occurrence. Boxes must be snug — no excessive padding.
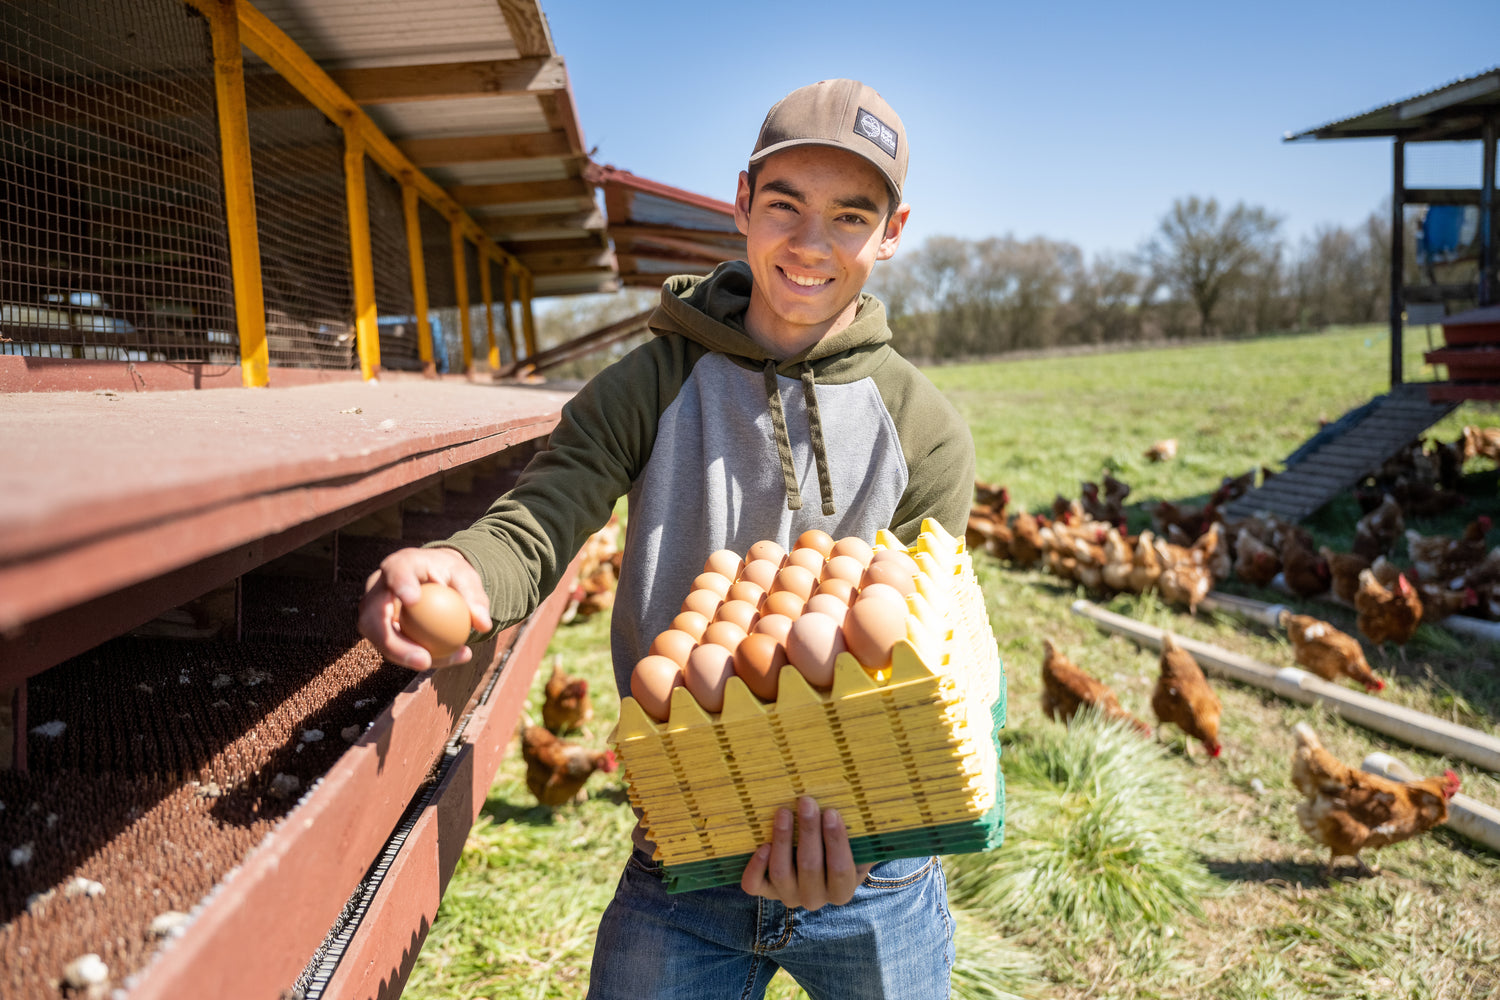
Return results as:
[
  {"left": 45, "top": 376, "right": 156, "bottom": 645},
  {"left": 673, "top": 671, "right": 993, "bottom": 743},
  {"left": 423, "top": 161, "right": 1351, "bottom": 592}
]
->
[{"left": 1143, "top": 196, "right": 1282, "bottom": 336}]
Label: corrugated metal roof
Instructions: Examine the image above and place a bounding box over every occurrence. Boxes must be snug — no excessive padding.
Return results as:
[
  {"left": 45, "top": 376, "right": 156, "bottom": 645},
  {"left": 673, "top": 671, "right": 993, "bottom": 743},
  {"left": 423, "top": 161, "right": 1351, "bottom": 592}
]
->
[
  {"left": 1286, "top": 66, "right": 1500, "bottom": 142},
  {"left": 252, "top": 1, "right": 736, "bottom": 299}
]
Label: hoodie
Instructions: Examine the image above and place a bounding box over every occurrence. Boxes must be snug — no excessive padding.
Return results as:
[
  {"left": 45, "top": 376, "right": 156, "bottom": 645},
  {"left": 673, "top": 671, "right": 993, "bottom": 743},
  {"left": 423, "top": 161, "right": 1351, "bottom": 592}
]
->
[{"left": 437, "top": 260, "right": 975, "bottom": 699}]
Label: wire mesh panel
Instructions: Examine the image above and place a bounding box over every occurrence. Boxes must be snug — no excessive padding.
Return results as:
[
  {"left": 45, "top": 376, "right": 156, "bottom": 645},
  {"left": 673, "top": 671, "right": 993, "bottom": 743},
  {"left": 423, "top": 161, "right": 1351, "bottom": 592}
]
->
[
  {"left": 243, "top": 57, "right": 354, "bottom": 369},
  {"left": 417, "top": 199, "right": 461, "bottom": 371},
  {"left": 463, "top": 235, "right": 483, "bottom": 368},
  {"left": 487, "top": 255, "right": 514, "bottom": 367},
  {"left": 364, "top": 158, "right": 421, "bottom": 370},
  {"left": 0, "top": 0, "right": 237, "bottom": 362}
]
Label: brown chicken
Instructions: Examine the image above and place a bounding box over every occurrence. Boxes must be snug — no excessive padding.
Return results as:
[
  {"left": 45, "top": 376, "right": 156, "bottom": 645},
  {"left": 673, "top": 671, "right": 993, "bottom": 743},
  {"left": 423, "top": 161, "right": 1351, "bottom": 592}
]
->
[
  {"left": 967, "top": 505, "right": 1014, "bottom": 560},
  {"left": 542, "top": 656, "right": 593, "bottom": 734},
  {"left": 561, "top": 516, "right": 624, "bottom": 623},
  {"left": 1279, "top": 536, "right": 1331, "bottom": 599},
  {"left": 1291, "top": 723, "right": 1459, "bottom": 874},
  {"left": 974, "top": 479, "right": 1009, "bottom": 514},
  {"left": 1462, "top": 424, "right": 1500, "bottom": 463},
  {"left": 1128, "top": 530, "right": 1163, "bottom": 595},
  {"left": 1153, "top": 538, "right": 1212, "bottom": 614},
  {"left": 521, "top": 725, "right": 617, "bottom": 807},
  {"left": 1355, "top": 568, "right": 1423, "bottom": 662},
  {"left": 1279, "top": 611, "right": 1385, "bottom": 692},
  {"left": 1040, "top": 640, "right": 1151, "bottom": 734},
  {"left": 1353, "top": 493, "right": 1404, "bottom": 560},
  {"left": 1234, "top": 528, "right": 1281, "bottom": 588},
  {"left": 1144, "top": 438, "right": 1178, "bottom": 462},
  {"left": 1320, "top": 547, "right": 1371, "bottom": 606},
  {"left": 1008, "top": 509, "right": 1044, "bottom": 568},
  {"left": 1101, "top": 527, "right": 1136, "bottom": 593},
  {"left": 1407, "top": 515, "right": 1491, "bottom": 585},
  {"left": 1151, "top": 634, "right": 1222, "bottom": 757}
]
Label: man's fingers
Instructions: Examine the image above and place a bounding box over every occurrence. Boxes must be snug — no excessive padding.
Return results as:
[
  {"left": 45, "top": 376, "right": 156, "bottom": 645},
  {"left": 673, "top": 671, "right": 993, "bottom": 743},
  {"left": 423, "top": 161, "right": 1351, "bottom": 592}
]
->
[
  {"left": 821, "top": 807, "right": 861, "bottom": 905},
  {"left": 766, "top": 806, "right": 797, "bottom": 905},
  {"left": 740, "top": 844, "right": 772, "bottom": 897},
  {"left": 796, "top": 797, "right": 828, "bottom": 911}
]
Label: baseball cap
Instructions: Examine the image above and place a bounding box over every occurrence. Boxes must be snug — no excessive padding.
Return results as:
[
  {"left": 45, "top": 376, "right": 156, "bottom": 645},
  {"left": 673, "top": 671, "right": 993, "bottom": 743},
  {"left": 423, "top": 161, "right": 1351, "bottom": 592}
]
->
[{"left": 750, "top": 79, "right": 908, "bottom": 203}]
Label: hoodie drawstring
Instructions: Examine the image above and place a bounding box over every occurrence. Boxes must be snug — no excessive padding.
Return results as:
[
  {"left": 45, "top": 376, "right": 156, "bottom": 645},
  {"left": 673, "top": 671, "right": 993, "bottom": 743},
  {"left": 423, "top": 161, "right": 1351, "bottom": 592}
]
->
[
  {"left": 762, "top": 359, "right": 836, "bottom": 517},
  {"left": 800, "top": 364, "right": 836, "bottom": 516}
]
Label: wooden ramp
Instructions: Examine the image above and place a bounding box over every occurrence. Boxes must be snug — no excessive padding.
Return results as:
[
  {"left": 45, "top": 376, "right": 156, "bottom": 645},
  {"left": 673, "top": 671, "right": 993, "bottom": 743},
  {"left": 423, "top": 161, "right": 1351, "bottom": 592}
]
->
[{"left": 1221, "top": 382, "right": 1459, "bottom": 523}]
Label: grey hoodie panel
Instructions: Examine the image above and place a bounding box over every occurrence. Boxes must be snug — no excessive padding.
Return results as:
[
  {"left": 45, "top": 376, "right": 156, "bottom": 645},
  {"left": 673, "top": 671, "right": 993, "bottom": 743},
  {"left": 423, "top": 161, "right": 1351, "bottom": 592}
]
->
[{"left": 608, "top": 350, "right": 908, "bottom": 696}]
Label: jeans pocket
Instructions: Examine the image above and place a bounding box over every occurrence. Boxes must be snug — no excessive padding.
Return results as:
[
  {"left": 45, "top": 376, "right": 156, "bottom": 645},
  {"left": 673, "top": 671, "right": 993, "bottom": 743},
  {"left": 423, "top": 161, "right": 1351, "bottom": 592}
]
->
[
  {"left": 625, "top": 849, "right": 667, "bottom": 882},
  {"left": 861, "top": 855, "right": 937, "bottom": 890}
]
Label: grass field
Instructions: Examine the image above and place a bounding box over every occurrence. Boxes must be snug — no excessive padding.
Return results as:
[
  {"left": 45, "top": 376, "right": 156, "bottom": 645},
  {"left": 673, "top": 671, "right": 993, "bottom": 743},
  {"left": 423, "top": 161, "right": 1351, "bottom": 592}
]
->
[{"left": 404, "top": 324, "right": 1500, "bottom": 999}]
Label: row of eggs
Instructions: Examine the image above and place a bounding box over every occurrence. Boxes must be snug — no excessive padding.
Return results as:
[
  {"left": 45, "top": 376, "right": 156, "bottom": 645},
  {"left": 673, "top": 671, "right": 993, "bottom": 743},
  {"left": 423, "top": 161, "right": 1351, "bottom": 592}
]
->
[{"left": 629, "top": 529, "right": 955, "bottom": 721}]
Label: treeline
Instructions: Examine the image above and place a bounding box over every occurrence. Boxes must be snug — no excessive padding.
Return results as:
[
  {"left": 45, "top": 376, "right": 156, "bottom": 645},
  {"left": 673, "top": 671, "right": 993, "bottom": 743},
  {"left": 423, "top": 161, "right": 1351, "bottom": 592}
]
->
[{"left": 870, "top": 196, "right": 1392, "bottom": 360}]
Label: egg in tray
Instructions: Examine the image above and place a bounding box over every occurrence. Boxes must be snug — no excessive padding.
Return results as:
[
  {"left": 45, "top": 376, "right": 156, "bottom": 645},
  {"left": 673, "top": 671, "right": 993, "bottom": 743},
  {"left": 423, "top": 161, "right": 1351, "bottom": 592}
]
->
[{"left": 611, "top": 519, "right": 1006, "bottom": 893}]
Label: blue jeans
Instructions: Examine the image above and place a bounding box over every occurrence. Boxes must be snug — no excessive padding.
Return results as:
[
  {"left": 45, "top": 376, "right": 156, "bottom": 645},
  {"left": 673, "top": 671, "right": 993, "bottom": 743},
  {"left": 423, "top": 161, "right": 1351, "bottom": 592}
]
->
[{"left": 586, "top": 849, "right": 954, "bottom": 999}]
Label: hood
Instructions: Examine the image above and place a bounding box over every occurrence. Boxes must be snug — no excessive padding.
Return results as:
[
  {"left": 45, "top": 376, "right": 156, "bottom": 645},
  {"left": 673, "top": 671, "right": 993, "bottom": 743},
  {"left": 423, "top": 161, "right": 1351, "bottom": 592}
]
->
[{"left": 648, "top": 261, "right": 895, "bottom": 515}]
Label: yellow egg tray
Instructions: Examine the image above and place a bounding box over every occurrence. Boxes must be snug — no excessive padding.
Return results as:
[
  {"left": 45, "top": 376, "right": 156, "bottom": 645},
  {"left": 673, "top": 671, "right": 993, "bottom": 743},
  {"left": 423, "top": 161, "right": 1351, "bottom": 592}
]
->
[{"left": 610, "top": 520, "right": 1006, "bottom": 892}]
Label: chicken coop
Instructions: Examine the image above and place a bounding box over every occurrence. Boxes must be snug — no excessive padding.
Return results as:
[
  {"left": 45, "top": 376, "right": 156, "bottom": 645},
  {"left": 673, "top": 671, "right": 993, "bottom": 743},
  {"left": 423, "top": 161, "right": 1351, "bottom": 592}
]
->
[
  {"left": 1225, "top": 68, "right": 1500, "bottom": 524},
  {"left": 0, "top": 1, "right": 740, "bottom": 997}
]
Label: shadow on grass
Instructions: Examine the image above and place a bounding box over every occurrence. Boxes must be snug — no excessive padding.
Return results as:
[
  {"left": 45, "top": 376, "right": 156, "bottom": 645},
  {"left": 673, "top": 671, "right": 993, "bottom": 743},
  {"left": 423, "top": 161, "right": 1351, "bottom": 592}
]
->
[{"left": 1204, "top": 857, "right": 1342, "bottom": 888}]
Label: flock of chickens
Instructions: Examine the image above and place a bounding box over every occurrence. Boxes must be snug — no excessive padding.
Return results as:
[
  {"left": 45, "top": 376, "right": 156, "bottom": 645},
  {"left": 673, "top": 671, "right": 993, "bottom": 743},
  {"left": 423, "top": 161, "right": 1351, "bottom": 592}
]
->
[{"left": 974, "top": 425, "right": 1498, "bottom": 874}]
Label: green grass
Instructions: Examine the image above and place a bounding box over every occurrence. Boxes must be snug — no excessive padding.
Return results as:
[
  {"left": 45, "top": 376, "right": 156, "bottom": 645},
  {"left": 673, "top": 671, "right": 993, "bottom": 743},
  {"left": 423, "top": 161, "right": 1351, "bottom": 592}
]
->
[{"left": 407, "top": 323, "right": 1500, "bottom": 999}]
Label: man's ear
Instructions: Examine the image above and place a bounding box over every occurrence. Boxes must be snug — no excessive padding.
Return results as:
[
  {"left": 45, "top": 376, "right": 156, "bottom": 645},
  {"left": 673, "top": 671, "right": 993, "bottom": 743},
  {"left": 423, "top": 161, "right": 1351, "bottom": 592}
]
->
[
  {"left": 876, "top": 202, "right": 911, "bottom": 261},
  {"left": 734, "top": 170, "right": 753, "bottom": 236}
]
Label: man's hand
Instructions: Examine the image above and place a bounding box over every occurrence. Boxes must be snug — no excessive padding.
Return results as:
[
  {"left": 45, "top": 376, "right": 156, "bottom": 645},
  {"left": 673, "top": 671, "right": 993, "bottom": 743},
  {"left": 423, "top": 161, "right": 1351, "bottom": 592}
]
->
[
  {"left": 358, "top": 546, "right": 491, "bottom": 671},
  {"left": 740, "top": 796, "right": 874, "bottom": 911}
]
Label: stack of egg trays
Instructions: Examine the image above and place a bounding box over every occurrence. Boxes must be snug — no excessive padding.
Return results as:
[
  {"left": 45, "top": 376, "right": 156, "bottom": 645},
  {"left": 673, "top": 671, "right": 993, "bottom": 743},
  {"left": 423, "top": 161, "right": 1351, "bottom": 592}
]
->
[{"left": 610, "top": 520, "right": 1007, "bottom": 893}]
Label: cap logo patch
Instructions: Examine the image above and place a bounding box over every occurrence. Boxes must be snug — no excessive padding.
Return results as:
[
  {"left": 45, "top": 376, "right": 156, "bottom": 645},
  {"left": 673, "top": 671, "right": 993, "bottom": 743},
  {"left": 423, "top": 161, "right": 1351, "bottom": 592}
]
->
[{"left": 854, "top": 107, "right": 898, "bottom": 159}]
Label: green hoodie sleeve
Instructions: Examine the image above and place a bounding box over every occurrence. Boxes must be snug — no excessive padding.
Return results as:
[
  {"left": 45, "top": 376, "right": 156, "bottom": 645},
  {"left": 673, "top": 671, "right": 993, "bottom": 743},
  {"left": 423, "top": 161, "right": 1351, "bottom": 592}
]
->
[
  {"left": 870, "top": 350, "right": 977, "bottom": 545},
  {"left": 431, "top": 336, "right": 699, "bottom": 635}
]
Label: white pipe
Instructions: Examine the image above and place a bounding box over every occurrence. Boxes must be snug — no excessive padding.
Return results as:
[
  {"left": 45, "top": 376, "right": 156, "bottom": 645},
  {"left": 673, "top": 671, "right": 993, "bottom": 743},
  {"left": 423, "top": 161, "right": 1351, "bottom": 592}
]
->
[
  {"left": 1363, "top": 752, "right": 1500, "bottom": 854},
  {"left": 1265, "top": 574, "right": 1500, "bottom": 644},
  {"left": 1070, "top": 599, "right": 1500, "bottom": 773}
]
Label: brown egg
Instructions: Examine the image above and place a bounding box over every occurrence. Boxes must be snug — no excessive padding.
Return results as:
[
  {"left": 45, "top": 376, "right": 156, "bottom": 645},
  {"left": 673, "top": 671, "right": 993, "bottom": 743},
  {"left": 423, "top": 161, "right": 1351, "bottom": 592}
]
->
[
  {"left": 794, "top": 528, "right": 835, "bottom": 557},
  {"left": 854, "top": 582, "right": 907, "bottom": 615},
  {"left": 630, "top": 654, "right": 684, "bottom": 721},
  {"left": 733, "top": 632, "right": 787, "bottom": 701},
  {"left": 681, "top": 588, "right": 723, "bottom": 620},
  {"left": 672, "top": 610, "right": 711, "bottom": 642},
  {"left": 830, "top": 536, "right": 874, "bottom": 567},
  {"left": 761, "top": 589, "right": 806, "bottom": 621},
  {"left": 685, "top": 644, "right": 736, "bottom": 713},
  {"left": 844, "top": 599, "right": 907, "bottom": 669},
  {"left": 715, "top": 598, "right": 759, "bottom": 632},
  {"left": 703, "top": 549, "right": 743, "bottom": 579},
  {"left": 397, "top": 583, "right": 472, "bottom": 658},
  {"left": 692, "top": 572, "right": 733, "bottom": 598},
  {"left": 820, "top": 555, "right": 865, "bottom": 586},
  {"left": 726, "top": 580, "right": 766, "bottom": 607},
  {"left": 770, "top": 564, "right": 817, "bottom": 601},
  {"left": 737, "top": 558, "right": 779, "bottom": 591},
  {"left": 747, "top": 539, "right": 787, "bottom": 566},
  {"left": 753, "top": 612, "right": 795, "bottom": 646},
  {"left": 784, "top": 546, "right": 825, "bottom": 576},
  {"left": 786, "top": 611, "right": 847, "bottom": 688},
  {"left": 870, "top": 547, "right": 920, "bottom": 576},
  {"left": 702, "top": 620, "right": 748, "bottom": 652},
  {"left": 648, "top": 629, "right": 698, "bottom": 668},
  {"left": 814, "top": 577, "right": 857, "bottom": 605},
  {"left": 804, "top": 593, "right": 850, "bottom": 621},
  {"left": 861, "top": 560, "right": 916, "bottom": 596}
]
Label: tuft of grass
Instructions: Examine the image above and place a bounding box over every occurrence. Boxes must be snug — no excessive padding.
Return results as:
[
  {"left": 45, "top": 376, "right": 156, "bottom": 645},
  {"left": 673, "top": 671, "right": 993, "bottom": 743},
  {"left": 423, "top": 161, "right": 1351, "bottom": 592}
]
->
[{"left": 946, "top": 708, "right": 1221, "bottom": 938}]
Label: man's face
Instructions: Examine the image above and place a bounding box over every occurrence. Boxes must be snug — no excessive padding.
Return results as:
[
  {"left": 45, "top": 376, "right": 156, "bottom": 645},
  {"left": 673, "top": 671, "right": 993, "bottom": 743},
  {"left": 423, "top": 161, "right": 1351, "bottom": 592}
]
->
[{"left": 734, "top": 145, "right": 909, "bottom": 356}]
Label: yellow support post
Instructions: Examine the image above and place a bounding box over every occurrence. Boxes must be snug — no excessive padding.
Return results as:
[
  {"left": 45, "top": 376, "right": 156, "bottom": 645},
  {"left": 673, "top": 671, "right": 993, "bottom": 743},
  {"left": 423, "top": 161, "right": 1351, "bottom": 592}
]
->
[
  {"left": 501, "top": 259, "right": 519, "bottom": 362},
  {"left": 344, "top": 129, "right": 380, "bottom": 380},
  {"left": 402, "top": 183, "right": 435, "bottom": 376},
  {"left": 479, "top": 254, "right": 499, "bottom": 372},
  {"left": 451, "top": 219, "right": 472, "bottom": 373},
  {"left": 204, "top": 0, "right": 269, "bottom": 388},
  {"left": 520, "top": 269, "right": 538, "bottom": 359}
]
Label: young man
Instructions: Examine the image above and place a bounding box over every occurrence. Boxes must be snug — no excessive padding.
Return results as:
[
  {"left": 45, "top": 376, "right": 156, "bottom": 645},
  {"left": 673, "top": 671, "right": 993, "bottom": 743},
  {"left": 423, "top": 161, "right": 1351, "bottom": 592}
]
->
[{"left": 359, "top": 79, "right": 974, "bottom": 998}]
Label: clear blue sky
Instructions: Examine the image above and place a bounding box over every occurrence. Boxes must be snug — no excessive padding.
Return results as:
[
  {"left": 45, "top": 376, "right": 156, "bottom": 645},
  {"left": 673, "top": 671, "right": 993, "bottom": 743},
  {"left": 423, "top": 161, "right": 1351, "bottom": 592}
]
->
[{"left": 547, "top": 1, "right": 1500, "bottom": 259}]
